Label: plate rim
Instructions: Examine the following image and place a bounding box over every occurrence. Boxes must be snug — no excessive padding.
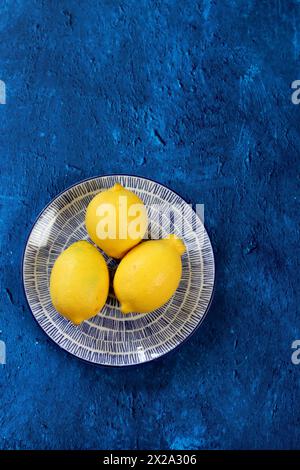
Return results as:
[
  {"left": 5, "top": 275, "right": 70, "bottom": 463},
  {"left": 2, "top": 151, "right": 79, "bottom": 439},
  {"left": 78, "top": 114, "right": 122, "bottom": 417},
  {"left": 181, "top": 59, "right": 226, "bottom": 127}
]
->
[{"left": 22, "top": 173, "right": 215, "bottom": 367}]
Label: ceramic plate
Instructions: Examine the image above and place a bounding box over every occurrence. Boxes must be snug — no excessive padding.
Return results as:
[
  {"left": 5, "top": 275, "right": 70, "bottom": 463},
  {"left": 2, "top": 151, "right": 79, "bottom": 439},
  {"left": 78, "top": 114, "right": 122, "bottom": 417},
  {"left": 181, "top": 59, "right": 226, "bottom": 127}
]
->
[{"left": 23, "top": 175, "right": 215, "bottom": 366}]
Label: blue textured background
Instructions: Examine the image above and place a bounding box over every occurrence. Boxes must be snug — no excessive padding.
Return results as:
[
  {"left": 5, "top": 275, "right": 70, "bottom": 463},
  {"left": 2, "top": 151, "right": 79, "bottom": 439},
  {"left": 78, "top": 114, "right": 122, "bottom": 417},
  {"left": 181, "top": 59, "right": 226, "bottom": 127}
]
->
[{"left": 0, "top": 0, "right": 300, "bottom": 450}]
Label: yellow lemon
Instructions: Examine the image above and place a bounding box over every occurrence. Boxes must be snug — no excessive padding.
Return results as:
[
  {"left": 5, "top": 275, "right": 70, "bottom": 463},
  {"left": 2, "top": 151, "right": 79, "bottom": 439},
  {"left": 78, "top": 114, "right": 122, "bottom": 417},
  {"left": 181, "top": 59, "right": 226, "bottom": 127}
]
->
[
  {"left": 50, "top": 241, "right": 109, "bottom": 325},
  {"left": 114, "top": 235, "right": 186, "bottom": 313},
  {"left": 85, "top": 183, "right": 148, "bottom": 259}
]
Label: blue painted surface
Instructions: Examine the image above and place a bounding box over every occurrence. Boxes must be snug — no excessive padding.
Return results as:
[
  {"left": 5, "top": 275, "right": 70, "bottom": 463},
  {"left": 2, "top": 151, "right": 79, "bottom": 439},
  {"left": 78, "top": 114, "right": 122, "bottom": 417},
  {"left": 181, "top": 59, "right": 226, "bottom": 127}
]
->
[{"left": 0, "top": 0, "right": 300, "bottom": 450}]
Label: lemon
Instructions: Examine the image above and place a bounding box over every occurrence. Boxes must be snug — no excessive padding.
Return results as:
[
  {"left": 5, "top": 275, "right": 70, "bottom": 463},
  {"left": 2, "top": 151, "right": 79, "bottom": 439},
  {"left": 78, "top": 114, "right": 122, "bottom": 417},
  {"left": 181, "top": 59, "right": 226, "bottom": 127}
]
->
[
  {"left": 85, "top": 183, "right": 148, "bottom": 259},
  {"left": 50, "top": 241, "right": 109, "bottom": 325},
  {"left": 113, "top": 235, "right": 186, "bottom": 313}
]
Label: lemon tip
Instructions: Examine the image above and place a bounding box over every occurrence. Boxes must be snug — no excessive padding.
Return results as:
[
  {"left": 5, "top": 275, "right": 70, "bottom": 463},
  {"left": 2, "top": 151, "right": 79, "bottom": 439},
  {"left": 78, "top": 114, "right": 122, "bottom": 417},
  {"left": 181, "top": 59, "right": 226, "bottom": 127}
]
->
[
  {"left": 111, "top": 183, "right": 124, "bottom": 192},
  {"left": 120, "top": 303, "right": 132, "bottom": 314},
  {"left": 165, "top": 234, "right": 186, "bottom": 255}
]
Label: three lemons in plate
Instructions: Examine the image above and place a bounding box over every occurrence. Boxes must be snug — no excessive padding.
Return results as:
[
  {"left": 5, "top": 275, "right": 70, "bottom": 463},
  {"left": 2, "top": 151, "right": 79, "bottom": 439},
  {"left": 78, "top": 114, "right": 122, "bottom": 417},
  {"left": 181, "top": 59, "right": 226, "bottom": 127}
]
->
[{"left": 50, "top": 183, "right": 185, "bottom": 325}]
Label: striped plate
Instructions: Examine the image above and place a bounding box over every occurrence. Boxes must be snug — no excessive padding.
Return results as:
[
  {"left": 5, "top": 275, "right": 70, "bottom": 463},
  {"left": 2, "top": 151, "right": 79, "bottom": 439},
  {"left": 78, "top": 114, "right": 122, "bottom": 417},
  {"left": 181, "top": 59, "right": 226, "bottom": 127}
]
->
[{"left": 23, "top": 175, "right": 215, "bottom": 366}]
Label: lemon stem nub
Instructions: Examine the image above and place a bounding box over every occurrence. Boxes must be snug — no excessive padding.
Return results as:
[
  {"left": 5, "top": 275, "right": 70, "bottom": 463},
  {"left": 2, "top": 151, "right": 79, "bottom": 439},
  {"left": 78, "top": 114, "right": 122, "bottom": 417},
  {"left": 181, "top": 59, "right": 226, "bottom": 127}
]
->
[
  {"left": 165, "top": 235, "right": 186, "bottom": 256},
  {"left": 120, "top": 303, "right": 132, "bottom": 314},
  {"left": 111, "top": 183, "right": 123, "bottom": 192}
]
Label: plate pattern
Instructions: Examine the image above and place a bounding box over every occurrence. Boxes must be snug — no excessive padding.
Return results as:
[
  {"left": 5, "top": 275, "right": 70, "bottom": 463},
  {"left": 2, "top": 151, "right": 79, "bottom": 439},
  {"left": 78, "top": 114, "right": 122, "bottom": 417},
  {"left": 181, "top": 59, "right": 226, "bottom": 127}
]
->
[{"left": 23, "top": 175, "right": 215, "bottom": 366}]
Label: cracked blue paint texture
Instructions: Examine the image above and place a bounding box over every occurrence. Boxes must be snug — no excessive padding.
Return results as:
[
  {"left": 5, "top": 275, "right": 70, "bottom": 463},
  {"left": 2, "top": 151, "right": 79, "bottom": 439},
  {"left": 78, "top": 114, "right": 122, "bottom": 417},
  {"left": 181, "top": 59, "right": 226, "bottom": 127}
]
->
[{"left": 0, "top": 0, "right": 300, "bottom": 450}]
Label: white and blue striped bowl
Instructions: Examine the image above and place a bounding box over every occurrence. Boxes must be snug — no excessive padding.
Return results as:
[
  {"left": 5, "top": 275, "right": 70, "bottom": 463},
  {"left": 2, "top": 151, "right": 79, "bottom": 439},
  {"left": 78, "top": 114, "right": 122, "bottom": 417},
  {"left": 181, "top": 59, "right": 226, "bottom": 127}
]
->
[{"left": 23, "top": 175, "right": 215, "bottom": 366}]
